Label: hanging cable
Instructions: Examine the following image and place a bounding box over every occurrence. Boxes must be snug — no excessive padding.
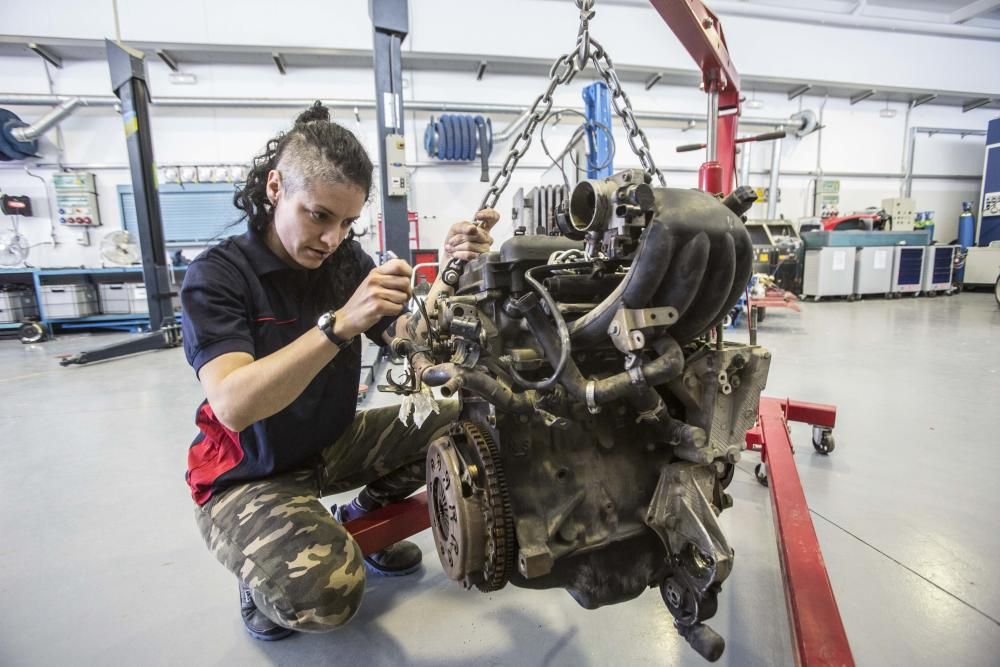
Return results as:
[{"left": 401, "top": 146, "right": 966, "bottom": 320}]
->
[
  {"left": 539, "top": 109, "right": 615, "bottom": 192},
  {"left": 507, "top": 262, "right": 592, "bottom": 391}
]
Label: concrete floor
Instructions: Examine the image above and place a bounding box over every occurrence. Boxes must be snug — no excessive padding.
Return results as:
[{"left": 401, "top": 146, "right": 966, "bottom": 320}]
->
[{"left": 1, "top": 292, "right": 998, "bottom": 666}]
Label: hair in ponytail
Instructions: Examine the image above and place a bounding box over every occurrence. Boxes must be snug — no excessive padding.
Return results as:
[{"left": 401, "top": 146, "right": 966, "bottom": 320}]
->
[
  {"left": 233, "top": 101, "right": 374, "bottom": 310},
  {"left": 234, "top": 101, "right": 373, "bottom": 234}
]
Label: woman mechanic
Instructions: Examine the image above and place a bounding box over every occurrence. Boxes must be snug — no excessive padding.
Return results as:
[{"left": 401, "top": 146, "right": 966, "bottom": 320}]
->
[{"left": 180, "top": 102, "right": 499, "bottom": 641}]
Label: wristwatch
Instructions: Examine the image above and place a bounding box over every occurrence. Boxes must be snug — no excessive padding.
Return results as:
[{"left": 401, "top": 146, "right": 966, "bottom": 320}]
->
[{"left": 317, "top": 310, "right": 353, "bottom": 350}]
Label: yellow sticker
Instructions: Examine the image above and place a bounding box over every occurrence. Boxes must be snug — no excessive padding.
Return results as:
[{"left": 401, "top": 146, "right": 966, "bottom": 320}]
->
[
  {"left": 759, "top": 253, "right": 769, "bottom": 262},
  {"left": 123, "top": 111, "right": 138, "bottom": 138}
]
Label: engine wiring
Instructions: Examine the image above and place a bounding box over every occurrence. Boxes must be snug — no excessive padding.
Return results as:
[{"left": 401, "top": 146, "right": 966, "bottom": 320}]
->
[
  {"left": 539, "top": 109, "right": 616, "bottom": 192},
  {"left": 506, "top": 262, "right": 584, "bottom": 391}
]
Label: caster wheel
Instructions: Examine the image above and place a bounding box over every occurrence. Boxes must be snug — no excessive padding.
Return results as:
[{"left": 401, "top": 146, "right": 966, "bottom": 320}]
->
[
  {"left": 812, "top": 426, "right": 835, "bottom": 455},
  {"left": 754, "top": 463, "right": 768, "bottom": 487},
  {"left": 18, "top": 322, "right": 46, "bottom": 344},
  {"left": 927, "top": 291, "right": 937, "bottom": 298}
]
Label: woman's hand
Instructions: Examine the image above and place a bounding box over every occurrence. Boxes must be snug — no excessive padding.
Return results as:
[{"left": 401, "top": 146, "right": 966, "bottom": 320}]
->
[
  {"left": 335, "top": 259, "right": 413, "bottom": 339},
  {"left": 443, "top": 208, "right": 501, "bottom": 262}
]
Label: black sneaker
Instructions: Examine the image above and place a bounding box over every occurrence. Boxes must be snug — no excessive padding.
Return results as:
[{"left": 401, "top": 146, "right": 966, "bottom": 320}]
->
[
  {"left": 239, "top": 581, "right": 295, "bottom": 641},
  {"left": 334, "top": 499, "right": 423, "bottom": 576}
]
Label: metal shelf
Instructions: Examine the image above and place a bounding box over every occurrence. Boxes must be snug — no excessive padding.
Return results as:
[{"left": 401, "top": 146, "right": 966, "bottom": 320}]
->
[{"left": 1, "top": 265, "right": 186, "bottom": 338}]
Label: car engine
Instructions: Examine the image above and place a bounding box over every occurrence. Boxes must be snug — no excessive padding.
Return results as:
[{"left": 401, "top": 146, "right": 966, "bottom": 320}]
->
[{"left": 389, "top": 170, "right": 770, "bottom": 662}]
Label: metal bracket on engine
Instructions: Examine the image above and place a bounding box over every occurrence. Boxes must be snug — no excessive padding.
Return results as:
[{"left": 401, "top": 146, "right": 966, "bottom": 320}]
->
[
  {"left": 607, "top": 306, "right": 679, "bottom": 354},
  {"left": 645, "top": 463, "right": 733, "bottom": 597},
  {"left": 536, "top": 408, "right": 571, "bottom": 429}
]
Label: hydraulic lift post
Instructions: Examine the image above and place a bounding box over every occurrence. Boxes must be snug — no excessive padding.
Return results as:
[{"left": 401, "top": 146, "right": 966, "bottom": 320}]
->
[
  {"left": 59, "top": 41, "right": 181, "bottom": 366},
  {"left": 370, "top": 0, "right": 411, "bottom": 262},
  {"left": 106, "top": 40, "right": 174, "bottom": 328}
]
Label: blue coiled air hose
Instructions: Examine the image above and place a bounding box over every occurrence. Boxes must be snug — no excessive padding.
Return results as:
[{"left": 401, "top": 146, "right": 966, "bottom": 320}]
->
[{"left": 423, "top": 114, "right": 494, "bottom": 182}]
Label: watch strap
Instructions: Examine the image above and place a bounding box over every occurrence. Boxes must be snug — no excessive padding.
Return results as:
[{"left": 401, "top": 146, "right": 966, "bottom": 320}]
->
[{"left": 319, "top": 311, "right": 353, "bottom": 350}]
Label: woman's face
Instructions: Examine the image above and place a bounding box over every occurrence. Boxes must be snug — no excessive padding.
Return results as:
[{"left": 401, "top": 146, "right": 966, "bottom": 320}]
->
[{"left": 265, "top": 169, "right": 366, "bottom": 270}]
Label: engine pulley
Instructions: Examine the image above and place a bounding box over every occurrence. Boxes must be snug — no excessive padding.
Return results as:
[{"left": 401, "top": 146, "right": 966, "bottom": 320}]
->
[{"left": 427, "top": 421, "right": 516, "bottom": 591}]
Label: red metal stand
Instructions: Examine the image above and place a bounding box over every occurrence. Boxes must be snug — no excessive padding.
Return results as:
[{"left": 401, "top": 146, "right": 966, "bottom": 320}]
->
[
  {"left": 343, "top": 491, "right": 430, "bottom": 556},
  {"left": 750, "top": 287, "right": 802, "bottom": 314},
  {"left": 745, "top": 398, "right": 854, "bottom": 666}
]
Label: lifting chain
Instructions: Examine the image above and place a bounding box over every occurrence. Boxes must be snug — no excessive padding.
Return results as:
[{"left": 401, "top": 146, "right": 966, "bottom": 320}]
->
[
  {"left": 441, "top": 0, "right": 665, "bottom": 288},
  {"left": 589, "top": 38, "right": 666, "bottom": 188},
  {"left": 478, "top": 0, "right": 664, "bottom": 213}
]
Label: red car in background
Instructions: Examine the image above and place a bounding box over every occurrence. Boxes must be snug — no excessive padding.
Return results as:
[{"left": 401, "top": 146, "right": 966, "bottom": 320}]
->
[{"left": 821, "top": 210, "right": 888, "bottom": 231}]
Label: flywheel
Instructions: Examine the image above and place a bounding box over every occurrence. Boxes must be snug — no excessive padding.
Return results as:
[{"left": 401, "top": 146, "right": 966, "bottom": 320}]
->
[{"left": 426, "top": 420, "right": 516, "bottom": 591}]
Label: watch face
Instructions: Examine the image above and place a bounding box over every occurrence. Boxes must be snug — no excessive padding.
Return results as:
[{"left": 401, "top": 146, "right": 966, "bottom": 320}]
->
[{"left": 317, "top": 311, "right": 332, "bottom": 329}]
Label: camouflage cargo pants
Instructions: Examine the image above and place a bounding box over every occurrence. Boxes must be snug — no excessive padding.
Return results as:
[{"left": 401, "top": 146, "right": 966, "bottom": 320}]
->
[{"left": 194, "top": 400, "right": 459, "bottom": 632}]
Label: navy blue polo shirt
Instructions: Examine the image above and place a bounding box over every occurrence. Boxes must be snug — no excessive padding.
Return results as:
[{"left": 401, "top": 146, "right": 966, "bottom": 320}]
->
[{"left": 180, "top": 229, "right": 393, "bottom": 504}]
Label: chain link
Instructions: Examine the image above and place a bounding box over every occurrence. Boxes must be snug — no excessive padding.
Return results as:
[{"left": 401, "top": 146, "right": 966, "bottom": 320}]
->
[
  {"left": 590, "top": 39, "right": 666, "bottom": 186},
  {"left": 478, "top": 0, "right": 664, "bottom": 211},
  {"left": 479, "top": 51, "right": 580, "bottom": 210},
  {"left": 574, "top": 0, "right": 596, "bottom": 71}
]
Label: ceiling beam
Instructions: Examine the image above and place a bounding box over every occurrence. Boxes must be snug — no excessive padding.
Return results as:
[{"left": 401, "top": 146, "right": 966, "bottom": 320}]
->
[
  {"left": 156, "top": 49, "right": 179, "bottom": 72},
  {"left": 950, "top": 0, "right": 1000, "bottom": 23},
  {"left": 962, "top": 97, "right": 992, "bottom": 112},
  {"left": 271, "top": 51, "right": 286, "bottom": 75},
  {"left": 850, "top": 89, "right": 875, "bottom": 104},
  {"left": 788, "top": 84, "right": 812, "bottom": 100},
  {"left": 28, "top": 43, "right": 62, "bottom": 69}
]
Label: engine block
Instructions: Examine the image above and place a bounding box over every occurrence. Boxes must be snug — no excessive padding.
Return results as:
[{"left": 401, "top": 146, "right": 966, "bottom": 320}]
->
[{"left": 393, "top": 171, "right": 770, "bottom": 661}]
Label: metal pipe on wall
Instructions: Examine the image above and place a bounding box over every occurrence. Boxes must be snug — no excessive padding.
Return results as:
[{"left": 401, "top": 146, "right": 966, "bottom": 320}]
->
[
  {"left": 766, "top": 134, "right": 783, "bottom": 219},
  {"left": 0, "top": 93, "right": 806, "bottom": 130},
  {"left": 903, "top": 126, "right": 987, "bottom": 197},
  {"left": 10, "top": 97, "right": 84, "bottom": 142},
  {"left": 0, "top": 161, "right": 981, "bottom": 182},
  {"left": 904, "top": 126, "right": 918, "bottom": 198},
  {"left": 739, "top": 142, "right": 751, "bottom": 187},
  {"left": 494, "top": 109, "right": 531, "bottom": 142}
]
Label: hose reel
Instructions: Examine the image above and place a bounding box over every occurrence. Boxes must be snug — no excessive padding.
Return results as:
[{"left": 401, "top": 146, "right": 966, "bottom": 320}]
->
[{"left": 423, "top": 114, "right": 494, "bottom": 182}]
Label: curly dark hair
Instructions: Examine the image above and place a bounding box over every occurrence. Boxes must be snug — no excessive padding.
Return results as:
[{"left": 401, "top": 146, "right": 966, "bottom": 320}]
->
[{"left": 233, "top": 101, "right": 375, "bottom": 311}]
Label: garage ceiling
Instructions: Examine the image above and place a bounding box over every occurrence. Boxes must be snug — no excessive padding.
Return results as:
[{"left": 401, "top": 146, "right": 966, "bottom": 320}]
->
[
  {"left": 687, "top": 0, "right": 1000, "bottom": 27},
  {"left": 0, "top": 1, "right": 997, "bottom": 111},
  {"left": 599, "top": 0, "right": 1000, "bottom": 34}
]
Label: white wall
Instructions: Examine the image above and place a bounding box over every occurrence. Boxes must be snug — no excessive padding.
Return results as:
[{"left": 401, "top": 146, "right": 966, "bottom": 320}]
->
[{"left": 1, "top": 0, "right": 998, "bottom": 267}]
